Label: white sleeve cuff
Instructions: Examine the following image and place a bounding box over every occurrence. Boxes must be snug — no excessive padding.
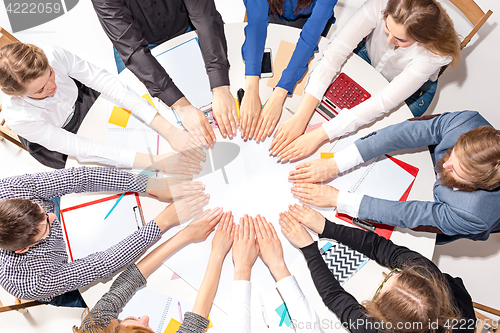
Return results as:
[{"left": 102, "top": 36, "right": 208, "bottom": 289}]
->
[
  {"left": 118, "top": 150, "right": 137, "bottom": 169},
  {"left": 276, "top": 275, "right": 301, "bottom": 301},
  {"left": 334, "top": 143, "right": 364, "bottom": 173},
  {"left": 337, "top": 191, "right": 363, "bottom": 218},
  {"left": 231, "top": 280, "right": 251, "bottom": 304}
]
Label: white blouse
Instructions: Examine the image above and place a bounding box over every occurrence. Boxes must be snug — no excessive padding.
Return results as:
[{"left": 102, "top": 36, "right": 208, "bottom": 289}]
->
[
  {"left": 3, "top": 45, "right": 158, "bottom": 168},
  {"left": 305, "top": 0, "right": 452, "bottom": 140}
]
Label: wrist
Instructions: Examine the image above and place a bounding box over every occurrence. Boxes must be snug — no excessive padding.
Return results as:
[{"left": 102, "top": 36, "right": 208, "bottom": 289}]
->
[
  {"left": 272, "top": 87, "right": 288, "bottom": 99},
  {"left": 212, "top": 85, "right": 230, "bottom": 95},
  {"left": 245, "top": 76, "right": 260, "bottom": 92},
  {"left": 269, "top": 262, "right": 290, "bottom": 282},
  {"left": 234, "top": 265, "right": 252, "bottom": 281},
  {"left": 171, "top": 97, "right": 191, "bottom": 111}
]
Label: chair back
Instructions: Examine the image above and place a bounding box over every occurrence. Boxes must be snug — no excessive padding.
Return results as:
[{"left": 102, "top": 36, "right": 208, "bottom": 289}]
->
[
  {"left": 0, "top": 27, "right": 20, "bottom": 49},
  {"left": 448, "top": 0, "right": 493, "bottom": 49}
]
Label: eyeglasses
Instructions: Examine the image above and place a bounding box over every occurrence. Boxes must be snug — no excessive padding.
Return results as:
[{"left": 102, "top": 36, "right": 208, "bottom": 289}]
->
[
  {"left": 372, "top": 267, "right": 401, "bottom": 301},
  {"left": 25, "top": 214, "right": 52, "bottom": 248}
]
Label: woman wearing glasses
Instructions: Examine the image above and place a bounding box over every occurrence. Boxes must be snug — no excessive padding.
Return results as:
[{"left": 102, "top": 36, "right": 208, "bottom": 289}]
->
[{"left": 279, "top": 204, "right": 475, "bottom": 333}]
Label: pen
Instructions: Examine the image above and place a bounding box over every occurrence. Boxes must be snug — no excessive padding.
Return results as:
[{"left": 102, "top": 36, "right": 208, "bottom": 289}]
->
[
  {"left": 258, "top": 292, "right": 269, "bottom": 328},
  {"left": 352, "top": 218, "right": 376, "bottom": 232},
  {"left": 104, "top": 193, "right": 125, "bottom": 220},
  {"left": 178, "top": 301, "right": 183, "bottom": 323},
  {"left": 285, "top": 107, "right": 313, "bottom": 128}
]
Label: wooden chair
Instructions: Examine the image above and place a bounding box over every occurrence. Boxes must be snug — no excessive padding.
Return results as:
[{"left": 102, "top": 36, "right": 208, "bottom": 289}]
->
[
  {"left": 440, "top": 0, "right": 493, "bottom": 76},
  {"left": 473, "top": 302, "right": 499, "bottom": 333},
  {"left": 0, "top": 27, "right": 26, "bottom": 150},
  {"left": 0, "top": 297, "right": 43, "bottom": 314}
]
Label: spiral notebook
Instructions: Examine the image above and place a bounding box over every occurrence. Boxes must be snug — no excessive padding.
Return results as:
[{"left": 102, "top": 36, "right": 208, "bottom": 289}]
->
[{"left": 119, "top": 287, "right": 192, "bottom": 333}]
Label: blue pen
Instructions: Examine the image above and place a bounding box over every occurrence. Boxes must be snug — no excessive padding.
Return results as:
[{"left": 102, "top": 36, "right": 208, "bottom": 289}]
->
[{"left": 104, "top": 193, "right": 125, "bottom": 220}]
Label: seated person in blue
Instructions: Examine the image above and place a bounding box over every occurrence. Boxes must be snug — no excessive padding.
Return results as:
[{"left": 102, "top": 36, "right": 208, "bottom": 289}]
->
[
  {"left": 0, "top": 166, "right": 207, "bottom": 307},
  {"left": 279, "top": 204, "right": 475, "bottom": 333},
  {"left": 91, "top": 0, "right": 237, "bottom": 142},
  {"left": 289, "top": 111, "right": 500, "bottom": 244},
  {"left": 240, "top": 0, "right": 338, "bottom": 141}
]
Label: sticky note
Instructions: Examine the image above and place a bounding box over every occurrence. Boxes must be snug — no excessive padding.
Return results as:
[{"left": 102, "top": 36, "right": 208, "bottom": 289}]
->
[
  {"left": 321, "top": 152, "right": 335, "bottom": 159},
  {"left": 274, "top": 303, "right": 291, "bottom": 327},
  {"left": 267, "top": 40, "right": 309, "bottom": 96},
  {"left": 305, "top": 122, "right": 324, "bottom": 133},
  {"left": 164, "top": 318, "right": 181, "bottom": 333},
  {"left": 207, "top": 315, "right": 213, "bottom": 329},
  {"left": 108, "top": 106, "right": 132, "bottom": 128},
  {"left": 142, "top": 93, "right": 156, "bottom": 108}
]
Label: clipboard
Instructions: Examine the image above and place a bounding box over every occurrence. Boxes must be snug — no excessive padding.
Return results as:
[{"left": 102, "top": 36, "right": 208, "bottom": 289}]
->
[
  {"left": 60, "top": 192, "right": 145, "bottom": 261},
  {"left": 335, "top": 155, "right": 419, "bottom": 239}
]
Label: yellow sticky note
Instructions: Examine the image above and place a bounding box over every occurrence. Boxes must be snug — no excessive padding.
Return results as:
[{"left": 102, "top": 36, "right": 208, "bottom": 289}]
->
[
  {"left": 164, "top": 318, "right": 181, "bottom": 333},
  {"left": 108, "top": 106, "right": 132, "bottom": 128},
  {"left": 321, "top": 152, "right": 335, "bottom": 159},
  {"left": 207, "top": 315, "right": 213, "bottom": 329},
  {"left": 234, "top": 97, "right": 240, "bottom": 118},
  {"left": 142, "top": 93, "right": 156, "bottom": 108},
  {"left": 266, "top": 40, "right": 309, "bottom": 96}
]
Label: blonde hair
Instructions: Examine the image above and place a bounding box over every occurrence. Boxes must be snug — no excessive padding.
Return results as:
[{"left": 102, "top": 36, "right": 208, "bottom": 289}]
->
[
  {"left": 363, "top": 266, "right": 459, "bottom": 333},
  {"left": 73, "top": 309, "right": 154, "bottom": 333},
  {"left": 0, "top": 42, "right": 49, "bottom": 95},
  {"left": 383, "top": 0, "right": 461, "bottom": 68},
  {"left": 454, "top": 126, "right": 500, "bottom": 190}
]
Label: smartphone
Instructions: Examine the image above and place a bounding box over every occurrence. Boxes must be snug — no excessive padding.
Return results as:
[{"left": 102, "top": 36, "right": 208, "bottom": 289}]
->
[{"left": 261, "top": 48, "right": 273, "bottom": 78}]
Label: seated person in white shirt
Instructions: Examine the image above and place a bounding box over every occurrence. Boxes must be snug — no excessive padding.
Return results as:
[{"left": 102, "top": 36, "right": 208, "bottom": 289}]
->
[
  {"left": 229, "top": 214, "right": 322, "bottom": 332},
  {"left": 270, "top": 0, "right": 460, "bottom": 162},
  {"left": 0, "top": 42, "right": 204, "bottom": 170}
]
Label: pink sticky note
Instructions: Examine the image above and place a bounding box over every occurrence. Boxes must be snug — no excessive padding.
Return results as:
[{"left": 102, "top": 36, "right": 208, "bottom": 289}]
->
[
  {"left": 171, "top": 273, "right": 181, "bottom": 280},
  {"left": 305, "top": 123, "right": 323, "bottom": 133}
]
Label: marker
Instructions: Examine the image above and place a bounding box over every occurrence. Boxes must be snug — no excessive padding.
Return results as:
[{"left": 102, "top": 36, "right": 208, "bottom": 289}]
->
[
  {"left": 104, "top": 193, "right": 125, "bottom": 220},
  {"left": 234, "top": 97, "right": 240, "bottom": 118},
  {"left": 285, "top": 107, "right": 313, "bottom": 128},
  {"left": 320, "top": 241, "right": 333, "bottom": 255}
]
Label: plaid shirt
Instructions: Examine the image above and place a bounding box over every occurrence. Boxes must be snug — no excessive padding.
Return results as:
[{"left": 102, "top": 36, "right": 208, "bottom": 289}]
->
[{"left": 0, "top": 167, "right": 161, "bottom": 302}]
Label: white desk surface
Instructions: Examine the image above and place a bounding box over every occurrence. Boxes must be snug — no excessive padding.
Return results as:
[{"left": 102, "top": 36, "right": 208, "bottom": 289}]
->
[{"left": 64, "top": 23, "right": 436, "bottom": 332}]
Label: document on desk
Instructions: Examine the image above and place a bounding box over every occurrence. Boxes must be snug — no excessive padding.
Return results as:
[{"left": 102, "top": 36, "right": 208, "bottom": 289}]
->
[
  {"left": 60, "top": 192, "right": 144, "bottom": 261},
  {"left": 155, "top": 38, "right": 213, "bottom": 111},
  {"left": 106, "top": 94, "right": 159, "bottom": 155},
  {"left": 119, "top": 287, "right": 194, "bottom": 333}
]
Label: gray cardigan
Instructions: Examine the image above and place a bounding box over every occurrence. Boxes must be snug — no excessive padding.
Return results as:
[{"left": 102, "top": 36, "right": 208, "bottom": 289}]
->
[{"left": 80, "top": 264, "right": 209, "bottom": 333}]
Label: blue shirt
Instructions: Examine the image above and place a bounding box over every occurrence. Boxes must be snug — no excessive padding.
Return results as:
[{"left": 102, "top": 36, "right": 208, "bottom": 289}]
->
[{"left": 242, "top": 0, "right": 337, "bottom": 93}]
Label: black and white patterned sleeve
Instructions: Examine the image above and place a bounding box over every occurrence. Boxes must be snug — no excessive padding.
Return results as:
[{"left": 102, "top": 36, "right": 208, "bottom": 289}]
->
[{"left": 0, "top": 166, "right": 148, "bottom": 200}]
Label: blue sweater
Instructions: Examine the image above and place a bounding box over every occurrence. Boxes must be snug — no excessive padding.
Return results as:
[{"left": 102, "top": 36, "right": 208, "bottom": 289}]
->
[
  {"left": 242, "top": 0, "right": 337, "bottom": 93},
  {"left": 354, "top": 111, "right": 500, "bottom": 241}
]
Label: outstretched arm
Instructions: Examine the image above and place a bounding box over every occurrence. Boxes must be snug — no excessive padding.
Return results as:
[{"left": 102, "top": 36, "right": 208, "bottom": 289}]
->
[{"left": 177, "top": 212, "right": 235, "bottom": 333}]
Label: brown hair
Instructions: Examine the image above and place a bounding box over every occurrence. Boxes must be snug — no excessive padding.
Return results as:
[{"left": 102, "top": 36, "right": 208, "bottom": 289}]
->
[
  {"left": 0, "top": 42, "right": 49, "bottom": 95},
  {"left": 0, "top": 199, "right": 46, "bottom": 251},
  {"left": 73, "top": 309, "right": 154, "bottom": 333},
  {"left": 363, "top": 266, "right": 459, "bottom": 333},
  {"left": 383, "top": 0, "right": 461, "bottom": 67},
  {"left": 268, "top": 0, "right": 313, "bottom": 16},
  {"left": 454, "top": 126, "right": 500, "bottom": 190}
]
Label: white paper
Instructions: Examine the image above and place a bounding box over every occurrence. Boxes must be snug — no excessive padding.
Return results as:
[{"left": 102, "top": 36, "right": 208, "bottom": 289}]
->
[
  {"left": 61, "top": 194, "right": 142, "bottom": 261},
  {"left": 119, "top": 287, "right": 193, "bottom": 333},
  {"left": 155, "top": 38, "right": 212, "bottom": 110}
]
